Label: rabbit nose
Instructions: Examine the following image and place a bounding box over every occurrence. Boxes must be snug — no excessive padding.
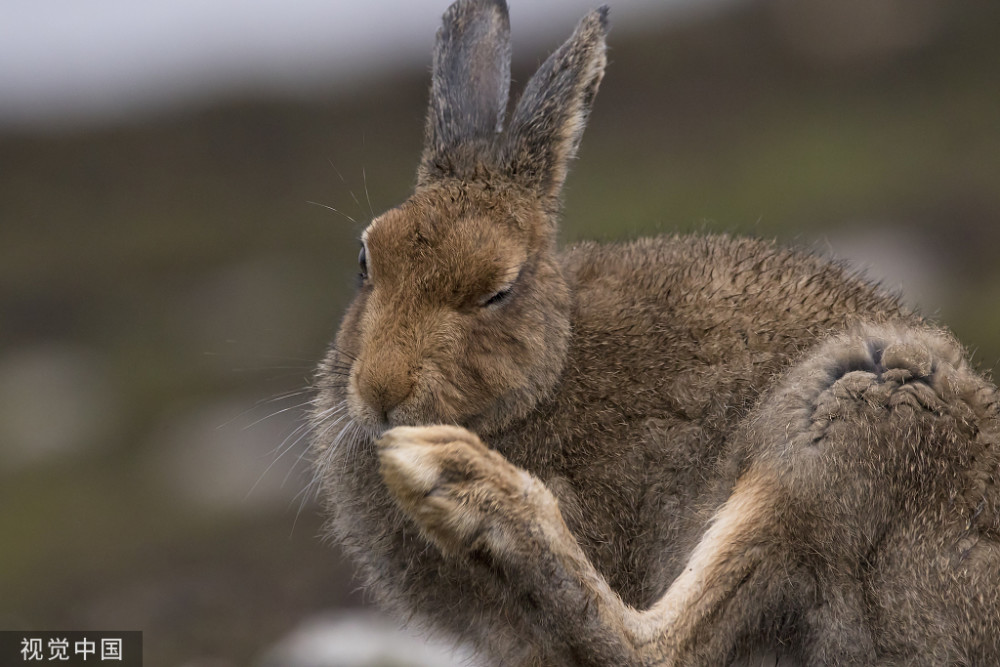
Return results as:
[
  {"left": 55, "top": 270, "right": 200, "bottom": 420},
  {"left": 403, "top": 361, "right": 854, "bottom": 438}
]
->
[{"left": 356, "top": 365, "right": 414, "bottom": 421}]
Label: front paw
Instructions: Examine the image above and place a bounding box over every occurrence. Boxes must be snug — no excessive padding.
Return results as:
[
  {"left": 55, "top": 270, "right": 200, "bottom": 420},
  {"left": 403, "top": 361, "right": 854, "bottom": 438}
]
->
[{"left": 378, "top": 425, "right": 544, "bottom": 558}]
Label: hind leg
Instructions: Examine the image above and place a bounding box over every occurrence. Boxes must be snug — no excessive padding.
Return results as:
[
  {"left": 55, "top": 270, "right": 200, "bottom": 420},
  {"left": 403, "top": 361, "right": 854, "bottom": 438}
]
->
[{"left": 632, "top": 324, "right": 999, "bottom": 665}]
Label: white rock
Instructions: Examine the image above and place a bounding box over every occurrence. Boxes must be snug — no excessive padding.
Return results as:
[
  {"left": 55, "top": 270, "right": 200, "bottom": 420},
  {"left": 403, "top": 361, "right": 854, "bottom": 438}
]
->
[{"left": 256, "top": 611, "right": 476, "bottom": 667}]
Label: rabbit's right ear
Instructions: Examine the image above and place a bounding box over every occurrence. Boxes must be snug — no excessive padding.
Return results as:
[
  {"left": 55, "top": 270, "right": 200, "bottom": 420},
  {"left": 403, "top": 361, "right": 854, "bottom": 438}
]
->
[
  {"left": 417, "top": 0, "right": 511, "bottom": 185},
  {"left": 503, "top": 8, "right": 608, "bottom": 206}
]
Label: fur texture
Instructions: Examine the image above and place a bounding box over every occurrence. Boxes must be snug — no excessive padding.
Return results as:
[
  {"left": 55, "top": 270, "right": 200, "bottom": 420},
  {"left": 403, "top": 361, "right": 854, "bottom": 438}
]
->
[{"left": 311, "top": 2, "right": 1000, "bottom": 664}]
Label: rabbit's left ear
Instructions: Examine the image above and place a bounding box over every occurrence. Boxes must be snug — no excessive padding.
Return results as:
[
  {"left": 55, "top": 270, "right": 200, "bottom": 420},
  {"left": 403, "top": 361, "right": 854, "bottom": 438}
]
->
[
  {"left": 418, "top": 0, "right": 511, "bottom": 184},
  {"left": 503, "top": 7, "right": 608, "bottom": 204}
]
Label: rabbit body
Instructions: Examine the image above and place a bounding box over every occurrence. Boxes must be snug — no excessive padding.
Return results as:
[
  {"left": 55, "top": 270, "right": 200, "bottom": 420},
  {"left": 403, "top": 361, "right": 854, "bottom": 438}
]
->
[{"left": 311, "top": 1, "right": 1000, "bottom": 664}]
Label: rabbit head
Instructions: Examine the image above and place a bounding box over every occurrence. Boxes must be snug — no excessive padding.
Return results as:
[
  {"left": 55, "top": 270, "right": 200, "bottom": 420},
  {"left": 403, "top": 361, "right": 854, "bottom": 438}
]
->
[{"left": 320, "top": 0, "right": 609, "bottom": 436}]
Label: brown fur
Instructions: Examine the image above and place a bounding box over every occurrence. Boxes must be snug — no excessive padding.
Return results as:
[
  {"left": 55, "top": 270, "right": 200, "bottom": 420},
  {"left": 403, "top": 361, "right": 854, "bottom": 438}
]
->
[{"left": 310, "top": 1, "right": 1000, "bottom": 664}]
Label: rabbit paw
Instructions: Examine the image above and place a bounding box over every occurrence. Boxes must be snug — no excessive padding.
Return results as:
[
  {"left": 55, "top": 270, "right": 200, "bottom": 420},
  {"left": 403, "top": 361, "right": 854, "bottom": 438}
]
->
[{"left": 378, "top": 425, "right": 550, "bottom": 559}]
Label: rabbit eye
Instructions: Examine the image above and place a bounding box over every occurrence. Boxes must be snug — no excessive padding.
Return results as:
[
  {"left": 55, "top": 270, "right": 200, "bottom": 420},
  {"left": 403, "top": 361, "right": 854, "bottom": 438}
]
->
[
  {"left": 480, "top": 267, "right": 522, "bottom": 309},
  {"left": 483, "top": 285, "right": 514, "bottom": 308},
  {"left": 358, "top": 244, "right": 368, "bottom": 280}
]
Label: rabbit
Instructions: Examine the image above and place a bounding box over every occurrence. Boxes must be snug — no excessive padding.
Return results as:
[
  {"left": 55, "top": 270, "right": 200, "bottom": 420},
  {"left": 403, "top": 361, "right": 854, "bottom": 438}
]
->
[{"left": 309, "top": 0, "right": 1000, "bottom": 664}]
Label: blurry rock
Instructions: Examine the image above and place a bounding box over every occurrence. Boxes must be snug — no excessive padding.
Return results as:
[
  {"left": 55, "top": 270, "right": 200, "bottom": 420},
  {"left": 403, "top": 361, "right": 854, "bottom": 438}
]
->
[
  {"left": 0, "top": 342, "right": 120, "bottom": 470},
  {"left": 256, "top": 611, "right": 475, "bottom": 667},
  {"left": 144, "top": 395, "right": 315, "bottom": 514}
]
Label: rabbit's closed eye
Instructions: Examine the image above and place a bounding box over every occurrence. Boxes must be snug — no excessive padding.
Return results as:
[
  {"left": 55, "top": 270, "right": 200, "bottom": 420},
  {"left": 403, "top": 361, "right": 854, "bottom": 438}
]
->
[{"left": 481, "top": 281, "right": 514, "bottom": 308}]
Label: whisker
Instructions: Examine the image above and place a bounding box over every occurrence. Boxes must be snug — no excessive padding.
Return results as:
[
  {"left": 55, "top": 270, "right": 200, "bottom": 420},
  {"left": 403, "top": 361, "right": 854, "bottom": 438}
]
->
[
  {"left": 287, "top": 411, "right": 351, "bottom": 500},
  {"left": 299, "top": 417, "right": 351, "bottom": 498},
  {"left": 218, "top": 386, "right": 313, "bottom": 429},
  {"left": 308, "top": 200, "right": 358, "bottom": 225},
  {"left": 327, "top": 345, "right": 359, "bottom": 363},
  {"left": 322, "top": 361, "right": 354, "bottom": 373},
  {"left": 243, "top": 399, "right": 316, "bottom": 431},
  {"left": 362, "top": 166, "right": 375, "bottom": 218},
  {"left": 272, "top": 404, "right": 340, "bottom": 460},
  {"left": 248, "top": 412, "right": 321, "bottom": 495},
  {"left": 315, "top": 411, "right": 352, "bottom": 445},
  {"left": 288, "top": 397, "right": 383, "bottom": 534},
  {"left": 247, "top": 401, "right": 347, "bottom": 503},
  {"left": 229, "top": 351, "right": 321, "bottom": 364},
  {"left": 229, "top": 365, "right": 314, "bottom": 373},
  {"left": 328, "top": 158, "right": 365, "bottom": 215},
  {"left": 260, "top": 387, "right": 314, "bottom": 403}
]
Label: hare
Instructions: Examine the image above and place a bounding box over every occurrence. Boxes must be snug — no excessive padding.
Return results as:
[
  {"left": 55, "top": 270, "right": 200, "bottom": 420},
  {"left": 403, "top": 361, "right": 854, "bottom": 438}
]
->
[{"left": 310, "top": 0, "right": 1000, "bottom": 664}]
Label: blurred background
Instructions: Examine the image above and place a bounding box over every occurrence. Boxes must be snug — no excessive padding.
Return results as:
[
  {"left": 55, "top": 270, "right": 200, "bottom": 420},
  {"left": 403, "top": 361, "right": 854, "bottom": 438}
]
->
[{"left": 1, "top": 0, "right": 998, "bottom": 664}]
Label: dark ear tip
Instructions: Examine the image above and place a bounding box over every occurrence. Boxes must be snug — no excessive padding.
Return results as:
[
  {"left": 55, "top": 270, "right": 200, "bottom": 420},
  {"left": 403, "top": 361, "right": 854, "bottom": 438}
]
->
[
  {"left": 578, "top": 5, "right": 610, "bottom": 38},
  {"left": 596, "top": 5, "right": 610, "bottom": 28}
]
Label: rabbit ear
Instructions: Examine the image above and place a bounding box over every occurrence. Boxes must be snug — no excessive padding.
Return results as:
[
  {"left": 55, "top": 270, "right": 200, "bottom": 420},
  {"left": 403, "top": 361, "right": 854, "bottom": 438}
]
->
[
  {"left": 503, "top": 7, "right": 608, "bottom": 203},
  {"left": 418, "top": 0, "right": 511, "bottom": 184}
]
